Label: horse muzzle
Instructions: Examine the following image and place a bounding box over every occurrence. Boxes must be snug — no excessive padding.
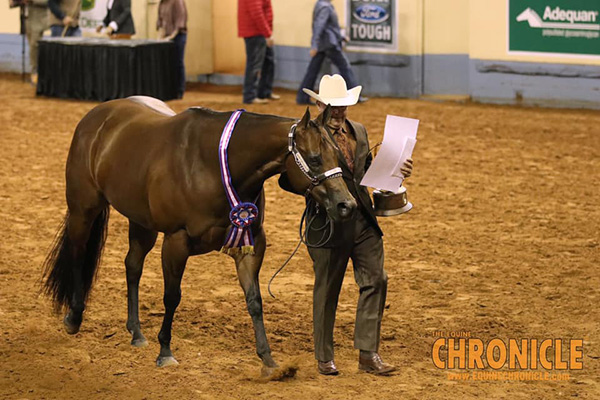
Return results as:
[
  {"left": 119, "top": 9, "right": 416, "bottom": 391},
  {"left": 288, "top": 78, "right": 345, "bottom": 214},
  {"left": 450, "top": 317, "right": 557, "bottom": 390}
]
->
[{"left": 336, "top": 199, "right": 356, "bottom": 220}]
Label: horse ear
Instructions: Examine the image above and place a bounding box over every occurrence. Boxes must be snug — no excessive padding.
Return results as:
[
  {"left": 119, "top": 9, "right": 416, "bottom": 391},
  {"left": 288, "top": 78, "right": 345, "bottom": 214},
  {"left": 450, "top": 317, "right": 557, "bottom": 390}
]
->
[
  {"left": 317, "top": 104, "right": 332, "bottom": 127},
  {"left": 299, "top": 107, "right": 311, "bottom": 128}
]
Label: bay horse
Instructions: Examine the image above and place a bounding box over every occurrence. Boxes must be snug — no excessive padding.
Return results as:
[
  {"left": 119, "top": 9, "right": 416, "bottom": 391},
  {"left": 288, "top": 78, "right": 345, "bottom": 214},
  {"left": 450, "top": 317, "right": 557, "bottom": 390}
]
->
[{"left": 42, "top": 96, "right": 357, "bottom": 372}]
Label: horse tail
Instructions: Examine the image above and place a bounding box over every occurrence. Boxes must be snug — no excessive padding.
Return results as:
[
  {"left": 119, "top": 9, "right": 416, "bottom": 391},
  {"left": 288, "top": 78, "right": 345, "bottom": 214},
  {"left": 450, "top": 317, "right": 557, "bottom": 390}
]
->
[{"left": 42, "top": 207, "right": 110, "bottom": 312}]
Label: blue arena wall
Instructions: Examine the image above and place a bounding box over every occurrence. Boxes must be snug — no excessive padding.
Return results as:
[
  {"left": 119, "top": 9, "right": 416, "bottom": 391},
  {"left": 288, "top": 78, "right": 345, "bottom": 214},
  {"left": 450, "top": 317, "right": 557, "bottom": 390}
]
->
[
  {"left": 0, "top": 34, "right": 30, "bottom": 73},
  {"left": 1, "top": 33, "right": 598, "bottom": 109},
  {"left": 469, "top": 59, "right": 600, "bottom": 109}
]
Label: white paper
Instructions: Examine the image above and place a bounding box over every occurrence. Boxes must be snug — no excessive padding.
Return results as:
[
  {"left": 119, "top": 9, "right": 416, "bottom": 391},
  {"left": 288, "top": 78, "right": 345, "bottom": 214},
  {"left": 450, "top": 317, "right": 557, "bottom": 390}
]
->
[
  {"left": 360, "top": 115, "right": 418, "bottom": 192},
  {"left": 391, "top": 137, "right": 417, "bottom": 181}
]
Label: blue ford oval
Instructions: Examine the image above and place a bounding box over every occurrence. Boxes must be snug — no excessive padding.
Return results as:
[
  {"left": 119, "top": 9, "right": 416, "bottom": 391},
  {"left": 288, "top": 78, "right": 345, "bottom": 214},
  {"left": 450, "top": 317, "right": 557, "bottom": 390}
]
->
[{"left": 354, "top": 4, "right": 389, "bottom": 24}]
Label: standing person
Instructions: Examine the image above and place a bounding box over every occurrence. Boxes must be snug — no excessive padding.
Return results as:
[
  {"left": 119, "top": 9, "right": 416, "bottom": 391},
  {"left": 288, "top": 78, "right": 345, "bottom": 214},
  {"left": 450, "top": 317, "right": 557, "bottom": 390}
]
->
[
  {"left": 48, "top": 0, "right": 81, "bottom": 37},
  {"left": 280, "top": 74, "right": 413, "bottom": 375},
  {"left": 237, "top": 0, "right": 279, "bottom": 104},
  {"left": 157, "top": 0, "right": 188, "bottom": 99},
  {"left": 96, "top": 0, "right": 135, "bottom": 39},
  {"left": 296, "top": 0, "right": 366, "bottom": 105},
  {"left": 25, "top": 0, "right": 48, "bottom": 85}
]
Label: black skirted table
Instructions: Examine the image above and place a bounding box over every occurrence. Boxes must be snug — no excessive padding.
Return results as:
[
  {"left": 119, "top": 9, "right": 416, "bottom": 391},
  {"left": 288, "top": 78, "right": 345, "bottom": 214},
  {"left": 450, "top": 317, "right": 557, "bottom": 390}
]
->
[{"left": 37, "top": 37, "right": 179, "bottom": 101}]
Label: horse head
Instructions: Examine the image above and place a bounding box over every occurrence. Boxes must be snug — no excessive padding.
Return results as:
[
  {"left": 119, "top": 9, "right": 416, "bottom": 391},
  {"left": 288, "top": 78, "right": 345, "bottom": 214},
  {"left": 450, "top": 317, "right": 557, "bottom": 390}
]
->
[
  {"left": 284, "top": 105, "right": 357, "bottom": 222},
  {"left": 516, "top": 7, "right": 543, "bottom": 27}
]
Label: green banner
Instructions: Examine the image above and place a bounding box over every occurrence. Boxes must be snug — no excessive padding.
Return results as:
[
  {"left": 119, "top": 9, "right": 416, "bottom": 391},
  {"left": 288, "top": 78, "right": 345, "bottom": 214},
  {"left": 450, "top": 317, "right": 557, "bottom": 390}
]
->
[{"left": 509, "top": 0, "right": 600, "bottom": 56}]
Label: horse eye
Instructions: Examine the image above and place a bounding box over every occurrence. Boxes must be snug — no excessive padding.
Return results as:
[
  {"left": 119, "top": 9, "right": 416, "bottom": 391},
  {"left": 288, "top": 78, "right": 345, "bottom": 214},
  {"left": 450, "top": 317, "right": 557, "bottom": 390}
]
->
[{"left": 308, "top": 155, "right": 322, "bottom": 168}]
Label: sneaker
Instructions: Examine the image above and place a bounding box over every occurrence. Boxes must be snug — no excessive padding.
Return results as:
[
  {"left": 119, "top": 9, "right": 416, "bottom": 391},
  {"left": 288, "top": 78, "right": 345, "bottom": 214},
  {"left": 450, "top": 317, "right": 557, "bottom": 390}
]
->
[
  {"left": 268, "top": 93, "right": 281, "bottom": 100},
  {"left": 358, "top": 96, "right": 369, "bottom": 103}
]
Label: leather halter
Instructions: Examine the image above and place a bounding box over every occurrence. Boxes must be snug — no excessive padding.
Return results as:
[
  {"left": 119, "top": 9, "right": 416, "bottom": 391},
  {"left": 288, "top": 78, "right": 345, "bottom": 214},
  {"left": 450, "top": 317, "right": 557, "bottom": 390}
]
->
[{"left": 287, "top": 123, "right": 343, "bottom": 187}]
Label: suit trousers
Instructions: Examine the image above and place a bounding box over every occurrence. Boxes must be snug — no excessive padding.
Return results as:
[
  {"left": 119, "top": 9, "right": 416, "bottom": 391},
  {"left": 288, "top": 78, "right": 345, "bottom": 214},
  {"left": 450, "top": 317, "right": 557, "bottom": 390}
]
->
[{"left": 307, "top": 211, "right": 387, "bottom": 362}]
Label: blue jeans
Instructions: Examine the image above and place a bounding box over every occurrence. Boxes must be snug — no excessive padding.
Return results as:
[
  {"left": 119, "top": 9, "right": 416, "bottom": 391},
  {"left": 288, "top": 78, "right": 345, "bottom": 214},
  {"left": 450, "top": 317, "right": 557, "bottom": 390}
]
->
[
  {"left": 50, "top": 25, "right": 81, "bottom": 37},
  {"left": 297, "top": 46, "right": 358, "bottom": 104},
  {"left": 173, "top": 32, "right": 187, "bottom": 98},
  {"left": 243, "top": 36, "right": 274, "bottom": 103}
]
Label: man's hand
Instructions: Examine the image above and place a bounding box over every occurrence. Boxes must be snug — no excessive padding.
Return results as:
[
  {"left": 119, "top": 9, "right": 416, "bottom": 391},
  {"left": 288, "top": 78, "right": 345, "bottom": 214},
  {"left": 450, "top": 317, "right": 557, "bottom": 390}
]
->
[
  {"left": 266, "top": 37, "right": 274, "bottom": 47},
  {"left": 310, "top": 48, "right": 317, "bottom": 57},
  {"left": 400, "top": 158, "right": 413, "bottom": 178},
  {"left": 96, "top": 25, "right": 103, "bottom": 33},
  {"left": 62, "top": 16, "right": 73, "bottom": 27},
  {"left": 105, "top": 26, "right": 114, "bottom": 36}
]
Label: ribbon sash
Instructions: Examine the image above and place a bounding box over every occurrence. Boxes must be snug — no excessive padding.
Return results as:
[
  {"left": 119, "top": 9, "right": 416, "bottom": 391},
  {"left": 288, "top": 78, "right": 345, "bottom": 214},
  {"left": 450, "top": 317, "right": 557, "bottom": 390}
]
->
[{"left": 218, "top": 110, "right": 257, "bottom": 255}]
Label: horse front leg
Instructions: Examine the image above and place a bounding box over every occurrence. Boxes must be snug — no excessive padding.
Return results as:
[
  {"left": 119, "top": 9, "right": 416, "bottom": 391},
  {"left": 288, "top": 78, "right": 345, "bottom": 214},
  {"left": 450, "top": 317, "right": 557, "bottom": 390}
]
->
[
  {"left": 232, "top": 228, "right": 278, "bottom": 369},
  {"left": 156, "top": 230, "right": 190, "bottom": 367},
  {"left": 124, "top": 220, "right": 158, "bottom": 347}
]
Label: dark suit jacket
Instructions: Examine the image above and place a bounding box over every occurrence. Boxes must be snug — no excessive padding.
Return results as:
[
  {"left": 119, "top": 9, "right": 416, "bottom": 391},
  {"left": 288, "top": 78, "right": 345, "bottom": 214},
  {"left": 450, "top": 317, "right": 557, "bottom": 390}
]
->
[
  {"left": 103, "top": 0, "right": 135, "bottom": 35},
  {"left": 279, "top": 119, "right": 383, "bottom": 247}
]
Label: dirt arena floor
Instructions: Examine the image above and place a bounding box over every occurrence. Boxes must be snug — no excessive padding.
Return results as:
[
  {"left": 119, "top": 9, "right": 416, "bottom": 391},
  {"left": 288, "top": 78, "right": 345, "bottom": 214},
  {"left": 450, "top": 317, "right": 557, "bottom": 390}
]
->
[{"left": 0, "top": 73, "right": 598, "bottom": 399}]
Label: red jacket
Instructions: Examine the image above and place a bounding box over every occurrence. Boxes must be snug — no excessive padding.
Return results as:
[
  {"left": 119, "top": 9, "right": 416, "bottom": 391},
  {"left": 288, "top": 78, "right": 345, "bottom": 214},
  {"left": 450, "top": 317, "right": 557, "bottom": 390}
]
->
[{"left": 238, "top": 0, "right": 273, "bottom": 38}]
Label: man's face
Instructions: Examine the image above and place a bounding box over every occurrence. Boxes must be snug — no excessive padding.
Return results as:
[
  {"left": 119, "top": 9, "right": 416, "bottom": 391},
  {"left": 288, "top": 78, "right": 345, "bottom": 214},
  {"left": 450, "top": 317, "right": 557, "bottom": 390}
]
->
[{"left": 317, "top": 101, "right": 348, "bottom": 131}]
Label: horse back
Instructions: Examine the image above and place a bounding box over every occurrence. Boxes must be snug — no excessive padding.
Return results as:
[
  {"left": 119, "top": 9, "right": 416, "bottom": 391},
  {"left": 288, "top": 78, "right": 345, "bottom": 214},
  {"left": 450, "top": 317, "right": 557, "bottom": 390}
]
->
[{"left": 67, "top": 99, "right": 234, "bottom": 233}]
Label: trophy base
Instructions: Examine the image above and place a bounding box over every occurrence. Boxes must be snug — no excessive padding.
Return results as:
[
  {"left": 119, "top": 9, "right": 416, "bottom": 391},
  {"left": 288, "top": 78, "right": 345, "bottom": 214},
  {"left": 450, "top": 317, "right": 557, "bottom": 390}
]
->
[
  {"left": 375, "top": 202, "right": 413, "bottom": 216},
  {"left": 373, "top": 186, "right": 412, "bottom": 217}
]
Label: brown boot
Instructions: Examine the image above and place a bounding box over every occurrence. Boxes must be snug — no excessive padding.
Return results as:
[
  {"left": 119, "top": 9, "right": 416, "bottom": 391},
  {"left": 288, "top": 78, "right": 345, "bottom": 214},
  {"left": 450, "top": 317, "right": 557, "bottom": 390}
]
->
[
  {"left": 358, "top": 351, "right": 396, "bottom": 375},
  {"left": 318, "top": 360, "right": 339, "bottom": 375}
]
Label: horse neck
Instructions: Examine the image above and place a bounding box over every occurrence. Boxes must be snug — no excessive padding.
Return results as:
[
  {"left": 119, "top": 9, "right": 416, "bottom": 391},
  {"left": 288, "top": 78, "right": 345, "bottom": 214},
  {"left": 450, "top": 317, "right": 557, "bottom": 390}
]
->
[{"left": 233, "top": 117, "right": 293, "bottom": 195}]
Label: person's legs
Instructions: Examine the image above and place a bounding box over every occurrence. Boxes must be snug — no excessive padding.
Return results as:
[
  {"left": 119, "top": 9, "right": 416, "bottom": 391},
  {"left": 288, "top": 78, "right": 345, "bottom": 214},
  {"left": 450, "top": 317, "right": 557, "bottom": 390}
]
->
[
  {"left": 325, "top": 47, "right": 359, "bottom": 89},
  {"left": 350, "top": 214, "right": 386, "bottom": 353},
  {"left": 173, "top": 32, "right": 187, "bottom": 98},
  {"left": 26, "top": 10, "right": 36, "bottom": 73},
  {"left": 296, "top": 51, "right": 326, "bottom": 104},
  {"left": 308, "top": 244, "right": 352, "bottom": 363},
  {"left": 243, "top": 36, "right": 267, "bottom": 103},
  {"left": 27, "top": 7, "right": 47, "bottom": 76},
  {"left": 257, "top": 45, "right": 274, "bottom": 99}
]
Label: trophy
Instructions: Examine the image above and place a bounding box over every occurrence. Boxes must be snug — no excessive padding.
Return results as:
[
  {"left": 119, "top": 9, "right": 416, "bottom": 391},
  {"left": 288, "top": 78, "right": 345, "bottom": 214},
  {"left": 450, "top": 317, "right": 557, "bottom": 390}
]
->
[
  {"left": 373, "top": 186, "right": 412, "bottom": 216},
  {"left": 361, "top": 115, "right": 418, "bottom": 217}
]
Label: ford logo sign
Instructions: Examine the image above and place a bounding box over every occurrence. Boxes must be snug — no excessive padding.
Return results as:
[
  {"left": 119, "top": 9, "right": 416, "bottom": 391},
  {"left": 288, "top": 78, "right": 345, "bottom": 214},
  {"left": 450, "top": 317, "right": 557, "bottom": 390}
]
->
[{"left": 354, "top": 5, "right": 389, "bottom": 24}]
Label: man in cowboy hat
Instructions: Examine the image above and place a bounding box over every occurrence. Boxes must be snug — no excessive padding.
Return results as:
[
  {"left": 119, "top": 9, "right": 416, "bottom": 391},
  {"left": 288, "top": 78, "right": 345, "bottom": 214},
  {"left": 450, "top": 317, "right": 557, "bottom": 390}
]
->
[{"left": 280, "top": 74, "right": 413, "bottom": 376}]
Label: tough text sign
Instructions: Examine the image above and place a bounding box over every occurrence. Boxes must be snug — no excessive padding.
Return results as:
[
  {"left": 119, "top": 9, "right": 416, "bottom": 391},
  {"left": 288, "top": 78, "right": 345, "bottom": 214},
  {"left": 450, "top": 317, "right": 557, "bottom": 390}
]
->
[{"left": 347, "top": 0, "right": 396, "bottom": 51}]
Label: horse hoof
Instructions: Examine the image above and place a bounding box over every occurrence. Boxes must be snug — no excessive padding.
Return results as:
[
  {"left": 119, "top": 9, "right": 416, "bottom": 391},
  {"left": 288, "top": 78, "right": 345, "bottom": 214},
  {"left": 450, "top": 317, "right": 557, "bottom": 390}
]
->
[
  {"left": 63, "top": 314, "right": 81, "bottom": 335},
  {"left": 261, "top": 365, "right": 278, "bottom": 378},
  {"left": 260, "top": 363, "right": 298, "bottom": 381},
  {"left": 131, "top": 338, "right": 148, "bottom": 347},
  {"left": 156, "top": 356, "right": 179, "bottom": 367}
]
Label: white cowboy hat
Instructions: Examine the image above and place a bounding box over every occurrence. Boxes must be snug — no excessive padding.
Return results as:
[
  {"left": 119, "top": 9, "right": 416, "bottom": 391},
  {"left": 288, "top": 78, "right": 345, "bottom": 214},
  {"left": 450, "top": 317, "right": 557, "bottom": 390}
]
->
[{"left": 302, "top": 74, "right": 362, "bottom": 106}]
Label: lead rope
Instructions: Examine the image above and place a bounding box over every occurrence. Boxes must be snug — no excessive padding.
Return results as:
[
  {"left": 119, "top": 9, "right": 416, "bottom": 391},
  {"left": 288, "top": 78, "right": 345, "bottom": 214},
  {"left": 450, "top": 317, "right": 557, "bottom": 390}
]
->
[{"left": 267, "top": 192, "right": 334, "bottom": 298}]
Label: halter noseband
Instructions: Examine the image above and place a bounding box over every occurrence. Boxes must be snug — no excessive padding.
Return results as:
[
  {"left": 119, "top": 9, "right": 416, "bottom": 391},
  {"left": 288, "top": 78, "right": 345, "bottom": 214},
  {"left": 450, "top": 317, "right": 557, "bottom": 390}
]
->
[{"left": 288, "top": 123, "right": 343, "bottom": 187}]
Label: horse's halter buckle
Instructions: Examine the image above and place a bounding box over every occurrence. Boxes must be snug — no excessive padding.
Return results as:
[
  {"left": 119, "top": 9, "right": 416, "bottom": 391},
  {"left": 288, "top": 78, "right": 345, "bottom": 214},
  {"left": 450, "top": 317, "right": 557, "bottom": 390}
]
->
[{"left": 288, "top": 123, "right": 343, "bottom": 187}]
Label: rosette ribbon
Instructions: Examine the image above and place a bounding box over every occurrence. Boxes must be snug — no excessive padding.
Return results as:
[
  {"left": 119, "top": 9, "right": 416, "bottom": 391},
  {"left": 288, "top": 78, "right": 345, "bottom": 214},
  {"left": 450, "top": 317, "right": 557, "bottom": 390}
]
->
[{"left": 219, "top": 110, "right": 258, "bottom": 255}]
